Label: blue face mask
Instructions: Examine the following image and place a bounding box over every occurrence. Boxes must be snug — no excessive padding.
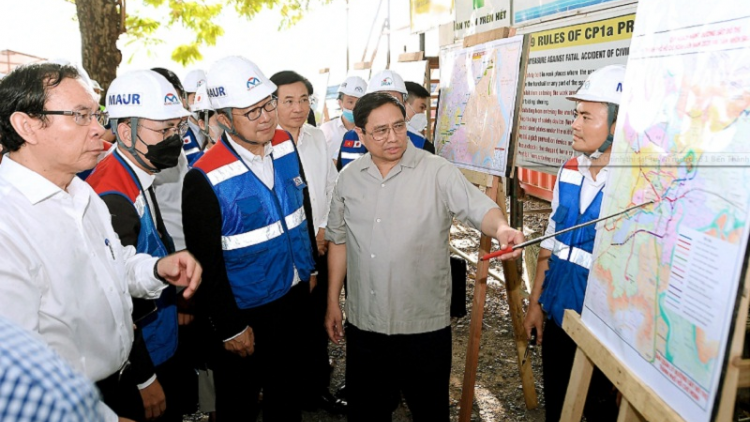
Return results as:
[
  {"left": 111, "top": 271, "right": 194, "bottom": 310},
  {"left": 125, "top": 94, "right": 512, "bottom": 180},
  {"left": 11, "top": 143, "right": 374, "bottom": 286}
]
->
[{"left": 341, "top": 108, "right": 354, "bottom": 123}]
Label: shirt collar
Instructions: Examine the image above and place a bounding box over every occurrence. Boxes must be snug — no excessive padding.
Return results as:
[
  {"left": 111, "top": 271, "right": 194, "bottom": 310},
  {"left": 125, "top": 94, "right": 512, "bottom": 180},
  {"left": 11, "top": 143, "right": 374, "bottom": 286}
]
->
[
  {"left": 577, "top": 154, "right": 609, "bottom": 184},
  {"left": 187, "top": 120, "right": 205, "bottom": 147},
  {"left": 0, "top": 156, "right": 64, "bottom": 204},
  {"left": 226, "top": 133, "right": 272, "bottom": 164},
  {"left": 115, "top": 148, "right": 155, "bottom": 190}
]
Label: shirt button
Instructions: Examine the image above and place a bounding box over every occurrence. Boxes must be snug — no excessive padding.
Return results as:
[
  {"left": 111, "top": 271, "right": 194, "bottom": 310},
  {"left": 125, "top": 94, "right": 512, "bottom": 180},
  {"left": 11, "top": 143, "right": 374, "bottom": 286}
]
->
[
  {"left": 376, "top": 218, "right": 381, "bottom": 223},
  {"left": 370, "top": 290, "right": 375, "bottom": 295},
  {"left": 371, "top": 253, "right": 375, "bottom": 258},
  {"left": 381, "top": 183, "right": 385, "bottom": 188}
]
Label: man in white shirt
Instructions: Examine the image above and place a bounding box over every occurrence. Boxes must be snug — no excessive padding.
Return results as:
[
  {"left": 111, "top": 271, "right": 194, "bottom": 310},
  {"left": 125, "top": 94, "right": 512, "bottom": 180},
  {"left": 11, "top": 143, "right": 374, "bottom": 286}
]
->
[
  {"left": 523, "top": 65, "right": 625, "bottom": 422},
  {"left": 0, "top": 62, "right": 202, "bottom": 422},
  {"left": 270, "top": 70, "right": 343, "bottom": 414},
  {"left": 320, "top": 76, "right": 367, "bottom": 165}
]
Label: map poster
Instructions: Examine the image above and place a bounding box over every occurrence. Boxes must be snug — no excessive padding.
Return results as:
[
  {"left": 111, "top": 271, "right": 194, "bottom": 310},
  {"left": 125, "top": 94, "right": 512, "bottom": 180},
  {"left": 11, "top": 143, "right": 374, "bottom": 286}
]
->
[
  {"left": 581, "top": 2, "right": 750, "bottom": 421},
  {"left": 515, "top": 14, "right": 635, "bottom": 174},
  {"left": 435, "top": 35, "right": 523, "bottom": 177}
]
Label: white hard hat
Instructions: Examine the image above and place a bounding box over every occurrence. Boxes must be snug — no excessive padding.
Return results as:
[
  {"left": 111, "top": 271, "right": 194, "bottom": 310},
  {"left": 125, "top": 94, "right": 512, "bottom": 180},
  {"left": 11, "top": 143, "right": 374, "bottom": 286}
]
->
[
  {"left": 191, "top": 84, "right": 213, "bottom": 112},
  {"left": 338, "top": 76, "right": 367, "bottom": 98},
  {"left": 206, "top": 56, "right": 276, "bottom": 110},
  {"left": 566, "top": 65, "right": 625, "bottom": 105},
  {"left": 106, "top": 70, "right": 192, "bottom": 120},
  {"left": 90, "top": 80, "right": 103, "bottom": 92},
  {"left": 367, "top": 70, "right": 407, "bottom": 95},
  {"left": 184, "top": 69, "right": 206, "bottom": 93}
]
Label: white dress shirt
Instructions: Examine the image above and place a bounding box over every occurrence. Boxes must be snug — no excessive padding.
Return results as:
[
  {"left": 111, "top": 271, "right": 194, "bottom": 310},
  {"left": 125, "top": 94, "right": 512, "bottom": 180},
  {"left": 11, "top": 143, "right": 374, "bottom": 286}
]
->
[
  {"left": 0, "top": 157, "right": 167, "bottom": 384},
  {"left": 294, "top": 124, "right": 338, "bottom": 230},
  {"left": 540, "top": 154, "right": 609, "bottom": 251},
  {"left": 154, "top": 149, "right": 188, "bottom": 250},
  {"left": 320, "top": 117, "right": 348, "bottom": 160}
]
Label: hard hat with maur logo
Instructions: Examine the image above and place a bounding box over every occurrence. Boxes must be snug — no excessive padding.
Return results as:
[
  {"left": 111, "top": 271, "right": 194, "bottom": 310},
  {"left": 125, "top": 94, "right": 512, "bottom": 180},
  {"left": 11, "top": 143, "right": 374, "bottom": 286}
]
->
[
  {"left": 206, "top": 56, "right": 277, "bottom": 110},
  {"left": 184, "top": 69, "right": 206, "bottom": 93},
  {"left": 106, "top": 70, "right": 192, "bottom": 120},
  {"left": 338, "top": 76, "right": 367, "bottom": 98},
  {"left": 367, "top": 70, "right": 408, "bottom": 95},
  {"left": 191, "top": 84, "right": 213, "bottom": 113},
  {"left": 566, "top": 64, "right": 626, "bottom": 105}
]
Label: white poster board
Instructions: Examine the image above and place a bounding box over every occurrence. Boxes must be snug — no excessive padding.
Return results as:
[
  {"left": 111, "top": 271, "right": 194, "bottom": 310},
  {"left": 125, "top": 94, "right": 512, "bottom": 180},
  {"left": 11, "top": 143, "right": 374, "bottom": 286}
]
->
[
  {"left": 515, "top": 14, "right": 635, "bottom": 174},
  {"left": 582, "top": 2, "right": 750, "bottom": 421},
  {"left": 310, "top": 71, "right": 329, "bottom": 126},
  {"left": 389, "top": 60, "right": 429, "bottom": 85},
  {"left": 410, "top": 0, "right": 453, "bottom": 33},
  {"left": 454, "top": 0, "right": 511, "bottom": 39},
  {"left": 435, "top": 35, "right": 523, "bottom": 176}
]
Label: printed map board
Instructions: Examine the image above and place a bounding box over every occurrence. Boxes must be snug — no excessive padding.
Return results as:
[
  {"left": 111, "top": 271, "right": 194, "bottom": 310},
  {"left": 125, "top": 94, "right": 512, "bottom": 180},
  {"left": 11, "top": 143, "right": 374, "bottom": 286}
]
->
[{"left": 581, "top": 2, "right": 750, "bottom": 421}]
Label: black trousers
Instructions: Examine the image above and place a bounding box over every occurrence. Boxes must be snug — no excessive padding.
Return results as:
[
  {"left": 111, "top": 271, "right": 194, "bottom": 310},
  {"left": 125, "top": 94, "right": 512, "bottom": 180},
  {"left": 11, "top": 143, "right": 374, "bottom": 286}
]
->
[
  {"left": 346, "top": 324, "right": 452, "bottom": 422},
  {"left": 542, "top": 320, "right": 618, "bottom": 422},
  {"left": 212, "top": 282, "right": 309, "bottom": 422},
  {"left": 302, "top": 253, "right": 333, "bottom": 395},
  {"left": 97, "top": 363, "right": 143, "bottom": 421}
]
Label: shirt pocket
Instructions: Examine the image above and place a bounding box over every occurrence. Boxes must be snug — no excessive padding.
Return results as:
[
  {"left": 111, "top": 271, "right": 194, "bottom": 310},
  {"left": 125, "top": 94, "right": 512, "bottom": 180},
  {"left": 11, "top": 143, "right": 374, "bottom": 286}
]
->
[{"left": 551, "top": 205, "right": 569, "bottom": 225}]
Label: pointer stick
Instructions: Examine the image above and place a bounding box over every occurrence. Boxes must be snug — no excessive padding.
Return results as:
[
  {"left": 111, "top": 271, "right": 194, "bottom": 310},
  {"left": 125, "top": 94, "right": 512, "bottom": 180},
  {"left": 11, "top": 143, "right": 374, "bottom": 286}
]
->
[{"left": 481, "top": 200, "right": 655, "bottom": 261}]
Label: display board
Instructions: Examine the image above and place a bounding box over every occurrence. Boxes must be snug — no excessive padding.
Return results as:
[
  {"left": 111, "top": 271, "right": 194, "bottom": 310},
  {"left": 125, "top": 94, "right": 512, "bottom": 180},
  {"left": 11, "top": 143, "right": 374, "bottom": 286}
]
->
[
  {"left": 515, "top": 14, "right": 635, "bottom": 174},
  {"left": 435, "top": 35, "right": 523, "bottom": 177},
  {"left": 514, "top": 0, "right": 633, "bottom": 26},
  {"left": 454, "top": 0, "right": 510, "bottom": 39},
  {"left": 581, "top": 2, "right": 750, "bottom": 421}
]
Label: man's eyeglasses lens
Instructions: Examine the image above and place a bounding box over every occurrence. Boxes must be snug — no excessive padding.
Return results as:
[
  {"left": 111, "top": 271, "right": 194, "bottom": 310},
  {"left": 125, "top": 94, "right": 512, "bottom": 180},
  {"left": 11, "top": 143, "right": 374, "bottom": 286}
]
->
[
  {"left": 242, "top": 98, "right": 278, "bottom": 121},
  {"left": 369, "top": 122, "right": 407, "bottom": 141},
  {"left": 39, "top": 110, "right": 109, "bottom": 127}
]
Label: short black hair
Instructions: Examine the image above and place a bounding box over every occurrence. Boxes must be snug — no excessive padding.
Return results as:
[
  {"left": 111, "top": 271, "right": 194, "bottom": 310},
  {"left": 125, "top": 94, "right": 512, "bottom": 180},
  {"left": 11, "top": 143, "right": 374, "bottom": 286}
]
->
[
  {"left": 352, "top": 92, "right": 405, "bottom": 130},
  {"left": 151, "top": 67, "right": 186, "bottom": 99},
  {"left": 270, "top": 70, "right": 313, "bottom": 96},
  {"left": 0, "top": 63, "right": 80, "bottom": 152},
  {"left": 405, "top": 81, "right": 430, "bottom": 101}
]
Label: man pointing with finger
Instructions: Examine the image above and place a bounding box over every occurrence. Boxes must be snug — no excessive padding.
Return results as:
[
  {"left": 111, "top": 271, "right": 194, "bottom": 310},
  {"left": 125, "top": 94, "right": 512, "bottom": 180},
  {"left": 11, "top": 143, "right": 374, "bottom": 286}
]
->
[{"left": 0, "top": 63, "right": 202, "bottom": 422}]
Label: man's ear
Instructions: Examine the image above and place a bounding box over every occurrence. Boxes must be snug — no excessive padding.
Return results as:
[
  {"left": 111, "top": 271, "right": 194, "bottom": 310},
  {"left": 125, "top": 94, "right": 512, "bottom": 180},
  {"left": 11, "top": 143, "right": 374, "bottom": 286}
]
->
[
  {"left": 354, "top": 126, "right": 364, "bottom": 139},
  {"left": 9, "top": 112, "right": 39, "bottom": 146},
  {"left": 217, "top": 112, "right": 231, "bottom": 129},
  {"left": 117, "top": 121, "right": 134, "bottom": 148}
]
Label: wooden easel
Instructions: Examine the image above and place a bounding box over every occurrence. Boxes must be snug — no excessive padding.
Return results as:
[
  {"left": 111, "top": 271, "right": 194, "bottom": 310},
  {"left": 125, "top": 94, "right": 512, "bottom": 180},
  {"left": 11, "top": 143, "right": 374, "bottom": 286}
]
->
[
  {"left": 458, "top": 173, "right": 537, "bottom": 422},
  {"left": 560, "top": 267, "right": 750, "bottom": 421},
  {"left": 455, "top": 27, "right": 538, "bottom": 421}
]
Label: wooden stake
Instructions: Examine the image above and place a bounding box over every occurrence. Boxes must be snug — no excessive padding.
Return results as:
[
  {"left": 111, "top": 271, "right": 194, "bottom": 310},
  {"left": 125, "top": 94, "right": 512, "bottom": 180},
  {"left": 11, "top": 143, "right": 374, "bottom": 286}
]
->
[{"left": 560, "top": 347, "right": 594, "bottom": 422}]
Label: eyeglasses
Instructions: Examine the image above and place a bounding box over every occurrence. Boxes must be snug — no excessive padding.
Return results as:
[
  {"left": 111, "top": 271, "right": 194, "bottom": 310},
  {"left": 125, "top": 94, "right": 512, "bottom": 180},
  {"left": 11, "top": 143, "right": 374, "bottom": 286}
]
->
[
  {"left": 39, "top": 109, "right": 109, "bottom": 126},
  {"left": 234, "top": 97, "right": 278, "bottom": 122},
  {"left": 280, "top": 98, "right": 311, "bottom": 108},
  {"left": 138, "top": 121, "right": 189, "bottom": 139},
  {"left": 363, "top": 121, "right": 408, "bottom": 142}
]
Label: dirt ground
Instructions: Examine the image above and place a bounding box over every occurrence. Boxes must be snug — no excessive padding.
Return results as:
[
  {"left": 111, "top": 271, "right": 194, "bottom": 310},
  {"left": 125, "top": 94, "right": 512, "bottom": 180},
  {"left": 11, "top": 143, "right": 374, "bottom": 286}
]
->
[
  {"left": 299, "top": 196, "right": 553, "bottom": 422},
  {"left": 185, "top": 197, "right": 553, "bottom": 422}
]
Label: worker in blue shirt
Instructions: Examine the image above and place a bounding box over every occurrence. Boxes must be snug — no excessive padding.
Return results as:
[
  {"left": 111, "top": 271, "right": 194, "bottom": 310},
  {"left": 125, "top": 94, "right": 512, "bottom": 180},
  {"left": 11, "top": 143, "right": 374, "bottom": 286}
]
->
[
  {"left": 523, "top": 65, "right": 626, "bottom": 422},
  {"left": 336, "top": 70, "right": 433, "bottom": 171}
]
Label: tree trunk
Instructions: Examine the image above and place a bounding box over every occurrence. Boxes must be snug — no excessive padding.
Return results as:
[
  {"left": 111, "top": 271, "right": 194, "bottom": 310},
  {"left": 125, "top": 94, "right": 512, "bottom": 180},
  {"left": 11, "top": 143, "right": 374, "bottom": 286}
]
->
[{"left": 75, "top": 0, "right": 123, "bottom": 101}]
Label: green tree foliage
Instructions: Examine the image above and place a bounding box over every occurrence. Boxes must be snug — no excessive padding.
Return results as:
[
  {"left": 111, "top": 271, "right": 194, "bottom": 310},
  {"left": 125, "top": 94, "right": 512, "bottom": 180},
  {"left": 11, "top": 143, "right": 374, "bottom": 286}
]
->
[{"left": 124, "top": 0, "right": 330, "bottom": 65}]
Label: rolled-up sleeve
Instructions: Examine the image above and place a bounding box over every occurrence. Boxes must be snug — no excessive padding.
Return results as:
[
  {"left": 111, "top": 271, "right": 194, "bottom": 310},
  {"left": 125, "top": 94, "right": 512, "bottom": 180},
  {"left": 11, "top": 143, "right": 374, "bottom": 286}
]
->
[
  {"left": 437, "top": 164, "right": 499, "bottom": 231},
  {"left": 325, "top": 175, "right": 347, "bottom": 244}
]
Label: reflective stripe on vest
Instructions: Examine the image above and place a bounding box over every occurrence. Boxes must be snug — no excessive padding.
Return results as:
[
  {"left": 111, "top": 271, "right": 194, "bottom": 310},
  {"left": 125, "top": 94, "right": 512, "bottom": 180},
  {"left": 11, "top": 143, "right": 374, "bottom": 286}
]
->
[
  {"left": 193, "top": 132, "right": 315, "bottom": 309},
  {"left": 551, "top": 238, "right": 593, "bottom": 269}
]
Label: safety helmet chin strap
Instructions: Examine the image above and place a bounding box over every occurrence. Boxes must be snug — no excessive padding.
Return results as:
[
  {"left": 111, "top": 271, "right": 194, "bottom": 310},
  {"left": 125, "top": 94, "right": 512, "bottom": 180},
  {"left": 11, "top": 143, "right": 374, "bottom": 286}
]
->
[
  {"left": 218, "top": 108, "right": 264, "bottom": 146},
  {"left": 114, "top": 117, "right": 160, "bottom": 173},
  {"left": 586, "top": 103, "right": 619, "bottom": 160}
]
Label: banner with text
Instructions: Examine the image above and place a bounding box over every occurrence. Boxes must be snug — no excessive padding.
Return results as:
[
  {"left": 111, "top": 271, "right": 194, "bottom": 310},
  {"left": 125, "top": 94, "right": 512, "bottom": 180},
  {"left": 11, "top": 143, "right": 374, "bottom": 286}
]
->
[
  {"left": 514, "top": 0, "right": 632, "bottom": 26},
  {"left": 515, "top": 14, "right": 635, "bottom": 174},
  {"left": 454, "top": 0, "right": 511, "bottom": 39}
]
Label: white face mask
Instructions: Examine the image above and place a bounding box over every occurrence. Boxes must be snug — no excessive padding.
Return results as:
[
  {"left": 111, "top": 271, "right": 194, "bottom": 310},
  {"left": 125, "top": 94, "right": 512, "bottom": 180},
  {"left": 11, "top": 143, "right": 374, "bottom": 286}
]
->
[{"left": 408, "top": 113, "right": 428, "bottom": 132}]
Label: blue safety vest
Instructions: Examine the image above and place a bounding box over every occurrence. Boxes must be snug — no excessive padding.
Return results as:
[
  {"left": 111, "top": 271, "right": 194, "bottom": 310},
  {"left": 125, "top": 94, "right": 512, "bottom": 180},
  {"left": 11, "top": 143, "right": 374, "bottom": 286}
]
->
[
  {"left": 183, "top": 126, "right": 204, "bottom": 166},
  {"left": 338, "top": 129, "right": 426, "bottom": 169},
  {"left": 538, "top": 157, "right": 604, "bottom": 327},
  {"left": 86, "top": 151, "right": 178, "bottom": 366},
  {"left": 192, "top": 130, "right": 315, "bottom": 309}
]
